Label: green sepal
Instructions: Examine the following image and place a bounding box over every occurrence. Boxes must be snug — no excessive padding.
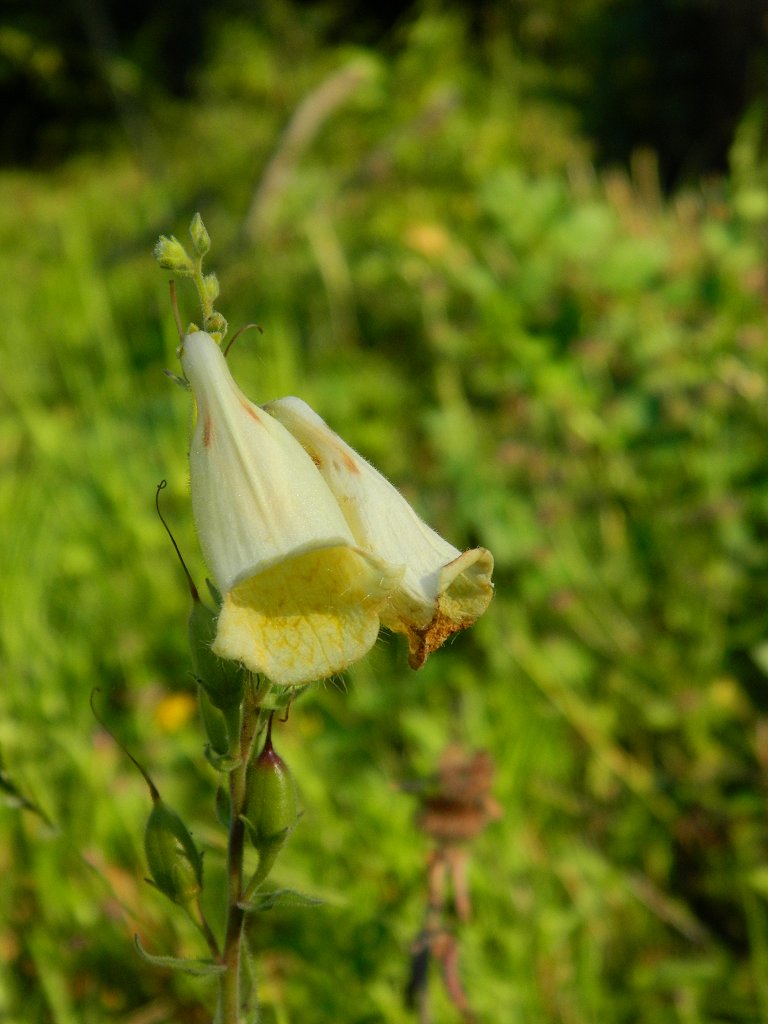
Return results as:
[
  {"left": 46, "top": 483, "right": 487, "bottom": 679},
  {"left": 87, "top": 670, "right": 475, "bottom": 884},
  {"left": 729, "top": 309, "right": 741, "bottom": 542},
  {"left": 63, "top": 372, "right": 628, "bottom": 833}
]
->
[
  {"left": 134, "top": 935, "right": 224, "bottom": 976},
  {"left": 198, "top": 685, "right": 229, "bottom": 756},
  {"left": 239, "top": 814, "right": 292, "bottom": 852},
  {"left": 240, "top": 829, "right": 282, "bottom": 894},
  {"left": 239, "top": 889, "right": 324, "bottom": 913},
  {"left": 188, "top": 597, "right": 245, "bottom": 713},
  {"left": 204, "top": 747, "right": 242, "bottom": 773},
  {"left": 256, "top": 684, "right": 303, "bottom": 714},
  {"left": 144, "top": 799, "right": 203, "bottom": 907}
]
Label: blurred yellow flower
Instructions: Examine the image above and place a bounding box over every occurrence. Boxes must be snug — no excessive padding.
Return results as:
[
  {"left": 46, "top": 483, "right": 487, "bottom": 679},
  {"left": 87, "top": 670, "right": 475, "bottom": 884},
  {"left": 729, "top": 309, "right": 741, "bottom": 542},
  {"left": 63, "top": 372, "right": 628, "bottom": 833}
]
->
[{"left": 155, "top": 692, "right": 198, "bottom": 732}]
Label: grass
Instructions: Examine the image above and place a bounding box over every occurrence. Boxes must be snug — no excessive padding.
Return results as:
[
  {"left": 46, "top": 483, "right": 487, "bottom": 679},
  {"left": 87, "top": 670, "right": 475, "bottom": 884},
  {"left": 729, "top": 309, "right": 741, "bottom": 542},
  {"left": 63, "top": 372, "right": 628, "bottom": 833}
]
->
[{"left": 2, "top": 6, "right": 768, "bottom": 1022}]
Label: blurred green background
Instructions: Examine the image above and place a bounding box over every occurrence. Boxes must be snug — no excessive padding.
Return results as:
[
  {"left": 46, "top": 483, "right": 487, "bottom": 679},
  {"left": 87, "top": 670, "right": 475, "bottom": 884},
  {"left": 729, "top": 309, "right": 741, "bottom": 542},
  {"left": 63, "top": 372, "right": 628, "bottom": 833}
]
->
[{"left": 3, "top": 1, "right": 768, "bottom": 1021}]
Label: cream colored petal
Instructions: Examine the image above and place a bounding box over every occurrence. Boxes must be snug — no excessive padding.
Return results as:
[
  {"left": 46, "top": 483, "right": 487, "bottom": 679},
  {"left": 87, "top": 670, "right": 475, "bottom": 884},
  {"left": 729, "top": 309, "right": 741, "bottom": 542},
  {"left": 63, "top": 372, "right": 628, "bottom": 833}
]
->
[
  {"left": 180, "top": 332, "right": 354, "bottom": 594},
  {"left": 213, "top": 545, "right": 402, "bottom": 686},
  {"left": 264, "top": 397, "right": 494, "bottom": 667}
]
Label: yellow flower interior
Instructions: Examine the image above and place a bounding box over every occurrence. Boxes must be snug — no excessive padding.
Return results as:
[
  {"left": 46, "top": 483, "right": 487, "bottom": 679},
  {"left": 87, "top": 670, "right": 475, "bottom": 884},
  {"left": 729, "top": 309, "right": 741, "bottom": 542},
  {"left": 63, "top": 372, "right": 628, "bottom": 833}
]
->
[{"left": 212, "top": 546, "right": 395, "bottom": 686}]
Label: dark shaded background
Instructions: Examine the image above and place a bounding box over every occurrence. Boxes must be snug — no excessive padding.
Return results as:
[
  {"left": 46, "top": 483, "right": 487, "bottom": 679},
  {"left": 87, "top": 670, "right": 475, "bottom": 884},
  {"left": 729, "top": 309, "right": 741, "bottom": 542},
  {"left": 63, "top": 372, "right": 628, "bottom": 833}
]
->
[{"left": 3, "top": 0, "right": 767, "bottom": 187}]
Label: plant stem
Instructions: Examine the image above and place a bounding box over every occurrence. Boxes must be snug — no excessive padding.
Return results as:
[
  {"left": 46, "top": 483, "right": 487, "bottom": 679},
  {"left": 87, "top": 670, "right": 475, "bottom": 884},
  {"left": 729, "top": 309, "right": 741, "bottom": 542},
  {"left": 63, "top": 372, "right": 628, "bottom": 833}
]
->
[
  {"left": 219, "top": 767, "right": 246, "bottom": 1023},
  {"left": 217, "top": 688, "right": 264, "bottom": 1024},
  {"left": 191, "top": 257, "right": 214, "bottom": 324}
]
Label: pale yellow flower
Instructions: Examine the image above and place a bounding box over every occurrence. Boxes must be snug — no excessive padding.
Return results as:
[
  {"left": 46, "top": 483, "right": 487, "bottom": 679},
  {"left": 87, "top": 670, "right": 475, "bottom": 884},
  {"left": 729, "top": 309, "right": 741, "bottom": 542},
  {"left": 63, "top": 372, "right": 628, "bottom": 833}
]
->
[
  {"left": 264, "top": 397, "right": 494, "bottom": 668},
  {"left": 179, "top": 332, "right": 402, "bottom": 686}
]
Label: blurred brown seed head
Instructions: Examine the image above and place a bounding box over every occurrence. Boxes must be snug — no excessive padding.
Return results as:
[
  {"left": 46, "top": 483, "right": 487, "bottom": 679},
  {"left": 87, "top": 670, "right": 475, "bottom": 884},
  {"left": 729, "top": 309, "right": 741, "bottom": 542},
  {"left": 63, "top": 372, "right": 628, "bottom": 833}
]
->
[{"left": 417, "top": 745, "right": 501, "bottom": 845}]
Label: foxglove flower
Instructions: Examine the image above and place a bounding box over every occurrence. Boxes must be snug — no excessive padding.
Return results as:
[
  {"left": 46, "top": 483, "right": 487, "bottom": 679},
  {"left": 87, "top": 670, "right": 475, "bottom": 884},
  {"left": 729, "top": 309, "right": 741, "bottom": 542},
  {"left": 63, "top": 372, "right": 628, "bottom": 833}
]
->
[
  {"left": 179, "top": 332, "right": 402, "bottom": 687},
  {"left": 264, "top": 397, "right": 494, "bottom": 668}
]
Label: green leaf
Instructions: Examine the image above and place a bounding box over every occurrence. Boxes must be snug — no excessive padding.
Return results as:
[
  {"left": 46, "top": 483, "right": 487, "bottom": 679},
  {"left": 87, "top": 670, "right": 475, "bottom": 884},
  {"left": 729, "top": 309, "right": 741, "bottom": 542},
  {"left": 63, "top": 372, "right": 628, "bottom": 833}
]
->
[
  {"left": 239, "top": 889, "right": 324, "bottom": 912},
  {"left": 0, "top": 765, "right": 53, "bottom": 826},
  {"left": 133, "top": 935, "right": 225, "bottom": 976}
]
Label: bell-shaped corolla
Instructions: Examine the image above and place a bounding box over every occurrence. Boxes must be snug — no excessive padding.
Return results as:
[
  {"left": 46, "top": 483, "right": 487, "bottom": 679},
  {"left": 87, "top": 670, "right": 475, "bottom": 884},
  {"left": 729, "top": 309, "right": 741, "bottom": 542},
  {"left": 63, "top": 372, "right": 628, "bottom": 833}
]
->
[
  {"left": 264, "top": 397, "right": 494, "bottom": 669},
  {"left": 179, "top": 332, "right": 402, "bottom": 687}
]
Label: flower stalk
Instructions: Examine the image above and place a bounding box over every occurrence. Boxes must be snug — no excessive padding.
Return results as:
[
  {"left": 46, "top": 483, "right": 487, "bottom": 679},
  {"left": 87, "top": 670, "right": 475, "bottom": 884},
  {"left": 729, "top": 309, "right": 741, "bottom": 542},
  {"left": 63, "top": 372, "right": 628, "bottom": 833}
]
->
[
  {"left": 146, "top": 214, "right": 494, "bottom": 1024},
  {"left": 217, "top": 681, "right": 270, "bottom": 1024},
  {"left": 218, "top": 722, "right": 251, "bottom": 1023}
]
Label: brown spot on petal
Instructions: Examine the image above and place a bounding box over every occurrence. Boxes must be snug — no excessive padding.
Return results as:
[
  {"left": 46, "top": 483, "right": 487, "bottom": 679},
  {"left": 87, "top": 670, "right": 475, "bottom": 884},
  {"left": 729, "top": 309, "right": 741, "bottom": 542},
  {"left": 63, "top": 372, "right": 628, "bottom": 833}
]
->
[
  {"left": 340, "top": 449, "right": 359, "bottom": 473},
  {"left": 241, "top": 401, "right": 264, "bottom": 423},
  {"left": 326, "top": 441, "right": 359, "bottom": 474},
  {"left": 202, "top": 416, "right": 212, "bottom": 447}
]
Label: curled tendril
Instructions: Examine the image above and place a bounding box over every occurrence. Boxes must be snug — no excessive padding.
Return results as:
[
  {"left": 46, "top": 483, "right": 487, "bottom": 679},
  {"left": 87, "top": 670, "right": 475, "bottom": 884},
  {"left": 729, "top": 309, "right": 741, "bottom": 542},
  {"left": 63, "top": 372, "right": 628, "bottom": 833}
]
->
[
  {"left": 89, "top": 689, "right": 160, "bottom": 802},
  {"left": 155, "top": 480, "right": 199, "bottom": 602},
  {"left": 170, "top": 281, "right": 184, "bottom": 343},
  {"left": 223, "top": 323, "right": 263, "bottom": 359}
]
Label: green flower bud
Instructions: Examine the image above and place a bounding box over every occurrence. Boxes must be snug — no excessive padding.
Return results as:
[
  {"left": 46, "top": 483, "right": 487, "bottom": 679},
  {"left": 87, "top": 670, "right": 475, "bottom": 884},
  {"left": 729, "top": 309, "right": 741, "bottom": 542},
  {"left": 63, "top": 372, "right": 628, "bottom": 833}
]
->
[
  {"left": 189, "top": 213, "right": 211, "bottom": 256},
  {"left": 145, "top": 798, "right": 203, "bottom": 907},
  {"left": 89, "top": 688, "right": 205, "bottom": 911},
  {"left": 243, "top": 724, "right": 298, "bottom": 853},
  {"left": 203, "top": 311, "right": 228, "bottom": 337},
  {"left": 203, "top": 272, "right": 220, "bottom": 304},
  {"left": 154, "top": 235, "right": 193, "bottom": 273}
]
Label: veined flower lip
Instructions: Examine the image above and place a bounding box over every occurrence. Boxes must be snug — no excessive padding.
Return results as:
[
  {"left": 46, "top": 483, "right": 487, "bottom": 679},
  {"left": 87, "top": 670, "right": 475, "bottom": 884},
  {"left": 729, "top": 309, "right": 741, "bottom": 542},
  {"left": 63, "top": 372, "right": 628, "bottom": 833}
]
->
[{"left": 264, "top": 396, "right": 494, "bottom": 668}]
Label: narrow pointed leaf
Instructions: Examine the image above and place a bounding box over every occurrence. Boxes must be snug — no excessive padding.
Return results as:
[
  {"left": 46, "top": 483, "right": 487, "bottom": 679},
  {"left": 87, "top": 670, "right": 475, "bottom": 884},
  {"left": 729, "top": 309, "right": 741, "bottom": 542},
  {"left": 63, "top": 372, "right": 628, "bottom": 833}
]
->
[
  {"left": 239, "top": 889, "right": 325, "bottom": 912},
  {"left": 134, "top": 935, "right": 225, "bottom": 976}
]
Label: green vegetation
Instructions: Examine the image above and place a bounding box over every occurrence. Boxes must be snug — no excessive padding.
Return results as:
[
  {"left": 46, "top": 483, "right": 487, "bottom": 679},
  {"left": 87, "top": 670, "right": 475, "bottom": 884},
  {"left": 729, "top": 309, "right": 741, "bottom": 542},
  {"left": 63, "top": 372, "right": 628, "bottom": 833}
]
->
[{"left": 3, "top": 7, "right": 768, "bottom": 1022}]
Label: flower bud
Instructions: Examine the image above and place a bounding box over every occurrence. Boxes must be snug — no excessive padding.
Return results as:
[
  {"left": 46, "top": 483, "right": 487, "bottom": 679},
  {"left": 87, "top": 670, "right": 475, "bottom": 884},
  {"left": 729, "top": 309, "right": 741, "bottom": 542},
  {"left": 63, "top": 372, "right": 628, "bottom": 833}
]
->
[
  {"left": 189, "top": 212, "right": 211, "bottom": 256},
  {"left": 243, "top": 724, "right": 298, "bottom": 855},
  {"left": 203, "top": 311, "right": 228, "bottom": 339},
  {"left": 203, "top": 272, "right": 220, "bottom": 303},
  {"left": 90, "top": 689, "right": 204, "bottom": 909},
  {"left": 154, "top": 235, "right": 193, "bottom": 273},
  {"left": 145, "top": 798, "right": 203, "bottom": 907}
]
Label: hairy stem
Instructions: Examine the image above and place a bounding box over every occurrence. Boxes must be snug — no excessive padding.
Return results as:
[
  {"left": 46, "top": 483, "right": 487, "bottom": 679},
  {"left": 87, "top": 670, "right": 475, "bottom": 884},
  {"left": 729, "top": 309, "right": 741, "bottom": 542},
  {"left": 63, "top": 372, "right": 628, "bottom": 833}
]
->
[
  {"left": 218, "top": 766, "right": 246, "bottom": 1023},
  {"left": 218, "top": 688, "right": 264, "bottom": 1024}
]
